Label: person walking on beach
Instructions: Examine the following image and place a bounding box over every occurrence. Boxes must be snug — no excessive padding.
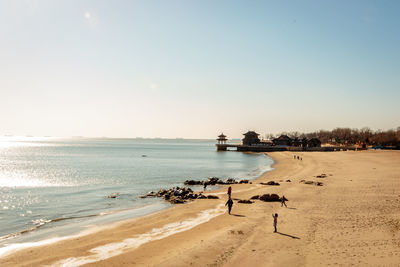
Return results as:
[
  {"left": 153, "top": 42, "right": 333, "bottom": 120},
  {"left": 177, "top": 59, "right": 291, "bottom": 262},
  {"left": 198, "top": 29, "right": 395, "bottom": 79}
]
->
[
  {"left": 227, "top": 186, "right": 232, "bottom": 198},
  {"left": 272, "top": 213, "right": 278, "bottom": 232},
  {"left": 203, "top": 182, "right": 207, "bottom": 191},
  {"left": 226, "top": 197, "right": 233, "bottom": 215},
  {"left": 281, "top": 195, "right": 288, "bottom": 207}
]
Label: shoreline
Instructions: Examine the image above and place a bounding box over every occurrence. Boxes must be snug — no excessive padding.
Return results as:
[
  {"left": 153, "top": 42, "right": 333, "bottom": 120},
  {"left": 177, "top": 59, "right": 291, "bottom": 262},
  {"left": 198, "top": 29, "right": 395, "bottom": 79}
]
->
[
  {"left": 1, "top": 150, "right": 400, "bottom": 266},
  {"left": 0, "top": 153, "right": 274, "bottom": 258}
]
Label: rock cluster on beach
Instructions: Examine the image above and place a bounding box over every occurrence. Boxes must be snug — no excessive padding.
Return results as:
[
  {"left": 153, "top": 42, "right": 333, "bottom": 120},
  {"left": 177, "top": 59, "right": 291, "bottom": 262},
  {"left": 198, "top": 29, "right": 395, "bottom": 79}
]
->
[
  {"left": 135, "top": 176, "right": 292, "bottom": 205},
  {"left": 137, "top": 177, "right": 252, "bottom": 205},
  {"left": 234, "top": 193, "right": 283, "bottom": 204},
  {"left": 300, "top": 180, "right": 323, "bottom": 186},
  {"left": 260, "top": 181, "right": 280, "bottom": 186},
  {"left": 140, "top": 186, "right": 219, "bottom": 204},
  {"left": 184, "top": 177, "right": 250, "bottom": 186},
  {"left": 250, "top": 193, "right": 281, "bottom": 202}
]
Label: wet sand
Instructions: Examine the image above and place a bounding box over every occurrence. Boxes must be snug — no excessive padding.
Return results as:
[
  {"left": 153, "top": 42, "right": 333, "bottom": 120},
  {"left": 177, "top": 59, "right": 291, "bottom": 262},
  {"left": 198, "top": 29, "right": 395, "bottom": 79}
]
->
[{"left": 1, "top": 150, "right": 400, "bottom": 266}]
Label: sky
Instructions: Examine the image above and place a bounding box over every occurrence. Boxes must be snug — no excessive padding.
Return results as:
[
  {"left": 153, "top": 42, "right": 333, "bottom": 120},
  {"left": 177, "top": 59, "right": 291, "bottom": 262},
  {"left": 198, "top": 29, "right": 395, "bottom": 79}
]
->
[{"left": 1, "top": 0, "right": 399, "bottom": 139}]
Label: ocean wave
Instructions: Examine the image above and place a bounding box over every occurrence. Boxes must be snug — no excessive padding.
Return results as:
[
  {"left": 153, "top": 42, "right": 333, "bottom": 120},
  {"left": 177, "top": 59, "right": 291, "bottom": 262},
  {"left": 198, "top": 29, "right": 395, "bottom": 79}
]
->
[{"left": 0, "top": 214, "right": 100, "bottom": 242}]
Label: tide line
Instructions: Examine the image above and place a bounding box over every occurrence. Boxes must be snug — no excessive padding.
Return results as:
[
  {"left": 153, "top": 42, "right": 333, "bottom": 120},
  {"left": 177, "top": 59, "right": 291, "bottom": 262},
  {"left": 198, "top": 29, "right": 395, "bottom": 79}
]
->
[{"left": 54, "top": 204, "right": 225, "bottom": 267}]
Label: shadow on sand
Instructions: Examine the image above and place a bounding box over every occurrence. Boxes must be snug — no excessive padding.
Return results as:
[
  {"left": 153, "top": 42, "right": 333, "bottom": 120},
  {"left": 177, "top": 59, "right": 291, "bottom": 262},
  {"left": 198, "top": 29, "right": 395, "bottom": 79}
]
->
[
  {"left": 276, "top": 232, "right": 300, "bottom": 239},
  {"left": 231, "top": 214, "right": 246, "bottom": 217},
  {"left": 287, "top": 207, "right": 297, "bottom": 210}
]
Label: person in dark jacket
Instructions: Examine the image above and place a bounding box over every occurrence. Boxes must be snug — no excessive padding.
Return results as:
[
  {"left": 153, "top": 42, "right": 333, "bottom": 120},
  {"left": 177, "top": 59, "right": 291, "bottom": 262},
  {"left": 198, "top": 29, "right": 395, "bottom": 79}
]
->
[
  {"left": 226, "top": 197, "right": 233, "bottom": 215},
  {"left": 227, "top": 186, "right": 232, "bottom": 198},
  {"left": 281, "top": 195, "right": 288, "bottom": 207},
  {"left": 272, "top": 213, "right": 278, "bottom": 232}
]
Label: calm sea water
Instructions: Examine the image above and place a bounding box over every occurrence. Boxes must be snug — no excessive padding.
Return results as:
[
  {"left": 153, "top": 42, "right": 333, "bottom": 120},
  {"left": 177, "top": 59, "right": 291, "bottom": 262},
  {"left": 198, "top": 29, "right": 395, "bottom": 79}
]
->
[{"left": 0, "top": 137, "right": 273, "bottom": 248}]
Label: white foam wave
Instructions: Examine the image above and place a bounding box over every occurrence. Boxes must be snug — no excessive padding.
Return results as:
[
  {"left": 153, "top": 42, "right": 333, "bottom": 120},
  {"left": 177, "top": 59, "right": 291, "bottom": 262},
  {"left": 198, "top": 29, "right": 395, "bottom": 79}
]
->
[
  {"left": 0, "top": 232, "right": 88, "bottom": 258},
  {"left": 54, "top": 204, "right": 225, "bottom": 266}
]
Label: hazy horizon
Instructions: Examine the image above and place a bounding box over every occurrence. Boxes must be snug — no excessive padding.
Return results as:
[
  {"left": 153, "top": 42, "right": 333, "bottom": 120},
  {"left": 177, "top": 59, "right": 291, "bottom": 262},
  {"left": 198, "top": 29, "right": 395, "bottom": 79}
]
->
[
  {"left": 1, "top": 124, "right": 398, "bottom": 141},
  {"left": 1, "top": 1, "right": 399, "bottom": 139}
]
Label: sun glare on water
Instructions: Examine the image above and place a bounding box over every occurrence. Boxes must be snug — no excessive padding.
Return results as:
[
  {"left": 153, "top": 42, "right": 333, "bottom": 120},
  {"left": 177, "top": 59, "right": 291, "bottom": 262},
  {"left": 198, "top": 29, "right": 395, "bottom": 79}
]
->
[{"left": 0, "top": 136, "right": 54, "bottom": 149}]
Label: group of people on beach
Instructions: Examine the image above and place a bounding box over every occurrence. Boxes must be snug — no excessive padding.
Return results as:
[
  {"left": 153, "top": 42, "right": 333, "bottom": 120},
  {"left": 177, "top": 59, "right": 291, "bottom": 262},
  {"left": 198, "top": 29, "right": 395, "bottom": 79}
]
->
[
  {"left": 294, "top": 155, "right": 302, "bottom": 160},
  {"left": 223, "top": 185, "right": 286, "bottom": 232}
]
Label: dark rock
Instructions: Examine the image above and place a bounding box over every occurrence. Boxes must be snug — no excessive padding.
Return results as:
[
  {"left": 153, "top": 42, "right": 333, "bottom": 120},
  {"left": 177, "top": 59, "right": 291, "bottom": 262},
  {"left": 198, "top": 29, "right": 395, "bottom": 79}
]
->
[
  {"left": 184, "top": 180, "right": 202, "bottom": 185},
  {"left": 197, "top": 194, "right": 207, "bottom": 199},
  {"left": 207, "top": 177, "right": 220, "bottom": 185},
  {"left": 250, "top": 195, "right": 259, "bottom": 200},
  {"left": 260, "top": 181, "right": 280, "bottom": 186},
  {"left": 270, "top": 193, "right": 280, "bottom": 200},
  {"left": 157, "top": 189, "right": 167, "bottom": 196},
  {"left": 206, "top": 195, "right": 219, "bottom": 199},
  {"left": 238, "top": 199, "right": 254, "bottom": 204},
  {"left": 260, "top": 194, "right": 280, "bottom": 202},
  {"left": 169, "top": 198, "right": 186, "bottom": 204},
  {"left": 316, "top": 182, "right": 324, "bottom": 186},
  {"left": 239, "top": 180, "right": 249, "bottom": 184},
  {"left": 146, "top": 191, "right": 157, "bottom": 197},
  {"left": 107, "top": 193, "right": 119, "bottom": 199},
  {"left": 286, "top": 180, "right": 291, "bottom": 182},
  {"left": 225, "top": 178, "right": 236, "bottom": 184},
  {"left": 304, "top": 181, "right": 314, "bottom": 185}
]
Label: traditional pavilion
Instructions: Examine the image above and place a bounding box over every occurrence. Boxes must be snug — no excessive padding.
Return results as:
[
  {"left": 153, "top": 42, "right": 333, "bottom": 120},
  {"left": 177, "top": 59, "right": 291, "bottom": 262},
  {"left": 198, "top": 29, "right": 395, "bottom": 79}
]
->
[
  {"left": 217, "top": 133, "right": 228, "bottom": 144},
  {"left": 242, "top": 131, "right": 261, "bottom": 146}
]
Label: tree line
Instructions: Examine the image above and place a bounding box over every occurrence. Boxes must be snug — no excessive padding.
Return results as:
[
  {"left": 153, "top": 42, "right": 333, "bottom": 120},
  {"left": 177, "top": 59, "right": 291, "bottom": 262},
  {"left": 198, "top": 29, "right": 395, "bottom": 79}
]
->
[{"left": 265, "top": 127, "right": 400, "bottom": 147}]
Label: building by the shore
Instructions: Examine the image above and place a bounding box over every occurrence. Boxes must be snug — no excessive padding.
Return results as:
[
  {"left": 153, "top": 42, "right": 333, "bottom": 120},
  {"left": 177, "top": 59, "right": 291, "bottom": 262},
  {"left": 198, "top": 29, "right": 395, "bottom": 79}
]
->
[
  {"left": 216, "top": 131, "right": 331, "bottom": 152},
  {"left": 242, "top": 131, "right": 261, "bottom": 146},
  {"left": 272, "top": 135, "right": 292, "bottom": 146}
]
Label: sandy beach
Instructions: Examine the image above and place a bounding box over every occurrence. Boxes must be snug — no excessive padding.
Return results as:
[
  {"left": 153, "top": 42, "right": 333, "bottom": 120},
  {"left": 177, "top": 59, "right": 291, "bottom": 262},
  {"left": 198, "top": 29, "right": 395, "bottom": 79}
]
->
[{"left": 1, "top": 150, "right": 400, "bottom": 266}]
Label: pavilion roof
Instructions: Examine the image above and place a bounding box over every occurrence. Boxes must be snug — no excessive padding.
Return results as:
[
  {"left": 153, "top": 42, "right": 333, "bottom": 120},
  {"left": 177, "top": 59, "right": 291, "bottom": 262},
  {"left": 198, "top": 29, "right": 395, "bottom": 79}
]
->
[
  {"left": 274, "top": 135, "right": 292, "bottom": 140},
  {"left": 243, "top": 131, "right": 260, "bottom": 136}
]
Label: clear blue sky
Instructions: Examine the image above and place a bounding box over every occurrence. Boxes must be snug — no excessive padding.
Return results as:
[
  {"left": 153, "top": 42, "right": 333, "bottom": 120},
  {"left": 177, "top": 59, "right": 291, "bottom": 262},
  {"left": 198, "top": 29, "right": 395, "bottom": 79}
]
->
[{"left": 1, "top": 0, "right": 399, "bottom": 139}]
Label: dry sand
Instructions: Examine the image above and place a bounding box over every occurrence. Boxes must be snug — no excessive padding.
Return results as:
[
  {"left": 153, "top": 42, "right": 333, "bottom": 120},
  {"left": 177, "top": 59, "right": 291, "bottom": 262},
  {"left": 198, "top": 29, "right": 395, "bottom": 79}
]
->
[{"left": 1, "top": 150, "right": 400, "bottom": 266}]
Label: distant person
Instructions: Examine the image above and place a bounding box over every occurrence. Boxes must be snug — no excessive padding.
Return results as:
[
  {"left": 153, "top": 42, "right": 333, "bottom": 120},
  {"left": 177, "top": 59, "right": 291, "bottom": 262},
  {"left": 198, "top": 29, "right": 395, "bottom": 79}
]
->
[
  {"left": 227, "top": 186, "right": 232, "bottom": 198},
  {"left": 281, "top": 195, "right": 288, "bottom": 207},
  {"left": 300, "top": 157, "right": 302, "bottom": 161},
  {"left": 226, "top": 197, "right": 233, "bottom": 215},
  {"left": 272, "top": 213, "right": 278, "bottom": 232},
  {"left": 297, "top": 156, "right": 300, "bottom": 160},
  {"left": 203, "top": 182, "right": 207, "bottom": 191},
  {"left": 293, "top": 155, "right": 296, "bottom": 159}
]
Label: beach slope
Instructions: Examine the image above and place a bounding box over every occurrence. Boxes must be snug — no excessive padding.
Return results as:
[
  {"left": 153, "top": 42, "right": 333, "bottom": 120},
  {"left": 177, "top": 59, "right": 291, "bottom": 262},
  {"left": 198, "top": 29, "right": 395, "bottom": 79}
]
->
[{"left": 1, "top": 150, "right": 400, "bottom": 266}]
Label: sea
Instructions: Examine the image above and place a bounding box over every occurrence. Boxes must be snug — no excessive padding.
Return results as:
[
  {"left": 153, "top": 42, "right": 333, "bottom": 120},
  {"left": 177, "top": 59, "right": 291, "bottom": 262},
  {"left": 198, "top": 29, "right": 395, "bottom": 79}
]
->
[{"left": 0, "top": 137, "right": 273, "bottom": 252}]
